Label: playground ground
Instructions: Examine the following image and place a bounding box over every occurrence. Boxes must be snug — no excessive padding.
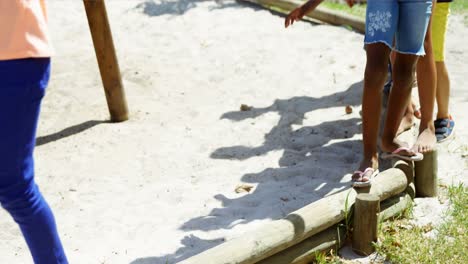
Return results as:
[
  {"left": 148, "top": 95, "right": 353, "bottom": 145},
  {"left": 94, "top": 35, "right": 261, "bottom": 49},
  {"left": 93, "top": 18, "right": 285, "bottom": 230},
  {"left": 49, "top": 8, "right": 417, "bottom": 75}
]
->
[{"left": 0, "top": 1, "right": 467, "bottom": 263}]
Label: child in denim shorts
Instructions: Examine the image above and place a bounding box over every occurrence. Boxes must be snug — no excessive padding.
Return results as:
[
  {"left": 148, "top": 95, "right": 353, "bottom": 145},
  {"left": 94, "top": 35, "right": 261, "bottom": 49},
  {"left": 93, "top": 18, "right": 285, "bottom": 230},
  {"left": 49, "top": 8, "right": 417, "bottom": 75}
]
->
[{"left": 286, "top": 0, "right": 433, "bottom": 186}]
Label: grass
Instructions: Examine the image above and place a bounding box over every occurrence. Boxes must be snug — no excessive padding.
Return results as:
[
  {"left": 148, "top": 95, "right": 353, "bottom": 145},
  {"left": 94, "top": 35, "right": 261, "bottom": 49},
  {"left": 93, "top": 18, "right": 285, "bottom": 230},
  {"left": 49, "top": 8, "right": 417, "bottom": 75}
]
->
[
  {"left": 451, "top": 0, "right": 468, "bottom": 13},
  {"left": 321, "top": 0, "right": 468, "bottom": 18},
  {"left": 307, "top": 184, "right": 466, "bottom": 264},
  {"left": 321, "top": 1, "right": 366, "bottom": 18},
  {"left": 341, "top": 190, "right": 353, "bottom": 238},
  {"left": 375, "top": 184, "right": 468, "bottom": 264}
]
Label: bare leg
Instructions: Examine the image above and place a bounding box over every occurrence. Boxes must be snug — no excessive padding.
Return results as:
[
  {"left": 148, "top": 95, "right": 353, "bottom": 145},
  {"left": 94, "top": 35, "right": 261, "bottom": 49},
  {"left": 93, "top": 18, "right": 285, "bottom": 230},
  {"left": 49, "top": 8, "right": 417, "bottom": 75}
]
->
[
  {"left": 389, "top": 51, "right": 417, "bottom": 136},
  {"left": 381, "top": 53, "right": 419, "bottom": 156},
  {"left": 414, "top": 17, "right": 437, "bottom": 153},
  {"left": 435, "top": 61, "right": 450, "bottom": 119},
  {"left": 397, "top": 101, "right": 415, "bottom": 136},
  {"left": 353, "top": 43, "right": 391, "bottom": 182}
]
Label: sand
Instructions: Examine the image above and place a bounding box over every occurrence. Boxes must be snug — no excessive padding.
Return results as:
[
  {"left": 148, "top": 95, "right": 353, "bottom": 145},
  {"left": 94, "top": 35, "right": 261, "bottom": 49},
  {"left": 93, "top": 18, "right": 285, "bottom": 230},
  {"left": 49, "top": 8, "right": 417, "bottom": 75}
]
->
[{"left": 0, "top": 1, "right": 466, "bottom": 263}]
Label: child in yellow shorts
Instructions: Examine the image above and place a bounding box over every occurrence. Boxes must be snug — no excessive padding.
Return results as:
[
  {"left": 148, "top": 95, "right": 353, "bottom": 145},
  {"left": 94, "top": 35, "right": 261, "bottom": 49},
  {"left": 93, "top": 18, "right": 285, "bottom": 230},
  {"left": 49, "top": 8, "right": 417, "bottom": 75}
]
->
[{"left": 432, "top": 0, "right": 455, "bottom": 142}]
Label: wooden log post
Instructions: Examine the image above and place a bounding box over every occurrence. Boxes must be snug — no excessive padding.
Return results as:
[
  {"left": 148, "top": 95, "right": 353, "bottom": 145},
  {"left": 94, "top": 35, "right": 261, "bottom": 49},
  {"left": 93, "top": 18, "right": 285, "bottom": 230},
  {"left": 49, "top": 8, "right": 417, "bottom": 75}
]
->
[
  {"left": 83, "top": 0, "right": 129, "bottom": 122},
  {"left": 352, "top": 194, "right": 380, "bottom": 256},
  {"left": 414, "top": 149, "right": 438, "bottom": 197}
]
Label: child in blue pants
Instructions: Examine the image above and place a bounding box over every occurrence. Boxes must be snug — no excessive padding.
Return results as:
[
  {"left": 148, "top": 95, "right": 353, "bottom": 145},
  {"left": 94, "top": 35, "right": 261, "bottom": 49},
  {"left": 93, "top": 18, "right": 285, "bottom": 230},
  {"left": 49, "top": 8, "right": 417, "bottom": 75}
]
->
[
  {"left": 0, "top": 59, "right": 68, "bottom": 264},
  {"left": 0, "top": 1, "right": 68, "bottom": 263}
]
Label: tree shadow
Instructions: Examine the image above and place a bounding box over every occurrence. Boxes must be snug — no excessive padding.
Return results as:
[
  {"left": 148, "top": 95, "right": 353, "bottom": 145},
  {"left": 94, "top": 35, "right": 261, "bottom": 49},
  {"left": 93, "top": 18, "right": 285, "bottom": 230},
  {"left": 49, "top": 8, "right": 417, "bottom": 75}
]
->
[
  {"left": 129, "top": 235, "right": 225, "bottom": 264},
  {"left": 181, "top": 139, "right": 362, "bottom": 233},
  {"left": 36, "top": 120, "right": 108, "bottom": 147},
  {"left": 133, "top": 0, "right": 244, "bottom": 17},
  {"left": 132, "top": 81, "right": 365, "bottom": 263}
]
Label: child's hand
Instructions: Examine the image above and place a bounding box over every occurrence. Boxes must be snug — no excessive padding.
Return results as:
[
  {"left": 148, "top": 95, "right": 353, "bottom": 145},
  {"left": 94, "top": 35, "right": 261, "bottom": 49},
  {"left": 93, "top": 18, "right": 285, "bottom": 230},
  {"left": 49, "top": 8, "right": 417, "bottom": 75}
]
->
[
  {"left": 285, "top": 8, "right": 305, "bottom": 28},
  {"left": 345, "top": 0, "right": 355, "bottom": 7}
]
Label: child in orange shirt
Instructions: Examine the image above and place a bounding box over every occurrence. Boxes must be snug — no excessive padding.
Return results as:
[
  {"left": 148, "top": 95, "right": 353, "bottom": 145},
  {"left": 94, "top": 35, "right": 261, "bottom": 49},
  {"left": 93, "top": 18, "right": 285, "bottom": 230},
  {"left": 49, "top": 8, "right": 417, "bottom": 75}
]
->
[{"left": 0, "top": 1, "right": 68, "bottom": 263}]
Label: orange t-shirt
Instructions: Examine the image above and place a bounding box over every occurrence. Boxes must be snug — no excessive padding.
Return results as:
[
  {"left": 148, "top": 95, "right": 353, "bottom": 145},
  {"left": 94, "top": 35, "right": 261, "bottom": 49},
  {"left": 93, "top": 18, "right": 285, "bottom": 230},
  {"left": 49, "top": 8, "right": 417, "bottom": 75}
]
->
[{"left": 0, "top": 0, "right": 52, "bottom": 60}]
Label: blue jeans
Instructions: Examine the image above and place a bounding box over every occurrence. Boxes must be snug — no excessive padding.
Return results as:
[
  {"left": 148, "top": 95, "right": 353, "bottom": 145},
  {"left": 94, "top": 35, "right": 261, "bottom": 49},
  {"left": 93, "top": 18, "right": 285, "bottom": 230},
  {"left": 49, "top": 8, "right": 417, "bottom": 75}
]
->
[
  {"left": 0, "top": 58, "right": 68, "bottom": 264},
  {"left": 365, "top": 0, "right": 433, "bottom": 55}
]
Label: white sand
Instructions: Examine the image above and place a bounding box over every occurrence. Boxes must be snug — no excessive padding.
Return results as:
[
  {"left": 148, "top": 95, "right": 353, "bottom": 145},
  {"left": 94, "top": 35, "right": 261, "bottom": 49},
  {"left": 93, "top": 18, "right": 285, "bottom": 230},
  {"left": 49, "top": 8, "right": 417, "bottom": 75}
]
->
[{"left": 0, "top": 1, "right": 466, "bottom": 263}]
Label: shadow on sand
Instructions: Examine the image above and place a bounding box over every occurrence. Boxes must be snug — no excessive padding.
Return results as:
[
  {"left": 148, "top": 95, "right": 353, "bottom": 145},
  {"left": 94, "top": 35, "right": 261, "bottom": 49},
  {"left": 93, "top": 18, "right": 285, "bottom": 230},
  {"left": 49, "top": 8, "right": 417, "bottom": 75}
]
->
[
  {"left": 36, "top": 120, "right": 108, "bottom": 147},
  {"left": 131, "top": 79, "right": 368, "bottom": 264}
]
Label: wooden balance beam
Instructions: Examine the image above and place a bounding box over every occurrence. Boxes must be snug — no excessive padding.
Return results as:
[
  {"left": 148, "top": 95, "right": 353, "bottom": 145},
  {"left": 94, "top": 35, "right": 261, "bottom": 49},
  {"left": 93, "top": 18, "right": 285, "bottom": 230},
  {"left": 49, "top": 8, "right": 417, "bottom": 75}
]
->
[
  {"left": 179, "top": 152, "right": 436, "bottom": 264},
  {"left": 83, "top": 0, "right": 129, "bottom": 122},
  {"left": 179, "top": 161, "right": 412, "bottom": 264}
]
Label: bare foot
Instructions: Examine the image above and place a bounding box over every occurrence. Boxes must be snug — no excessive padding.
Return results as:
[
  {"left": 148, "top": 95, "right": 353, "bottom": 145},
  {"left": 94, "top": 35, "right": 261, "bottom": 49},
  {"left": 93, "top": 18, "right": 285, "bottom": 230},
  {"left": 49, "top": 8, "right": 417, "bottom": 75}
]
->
[
  {"left": 381, "top": 138, "right": 416, "bottom": 156},
  {"left": 397, "top": 113, "right": 414, "bottom": 136},
  {"left": 352, "top": 157, "right": 378, "bottom": 184},
  {"left": 397, "top": 100, "right": 419, "bottom": 136},
  {"left": 413, "top": 124, "right": 436, "bottom": 154}
]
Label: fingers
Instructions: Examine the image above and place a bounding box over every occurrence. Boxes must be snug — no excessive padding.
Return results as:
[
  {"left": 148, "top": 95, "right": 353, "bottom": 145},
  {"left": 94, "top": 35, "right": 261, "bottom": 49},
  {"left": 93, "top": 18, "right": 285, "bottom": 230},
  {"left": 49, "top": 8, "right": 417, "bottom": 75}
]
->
[
  {"left": 285, "top": 15, "right": 295, "bottom": 28},
  {"left": 285, "top": 17, "right": 296, "bottom": 28},
  {"left": 414, "top": 108, "right": 422, "bottom": 119},
  {"left": 285, "top": 9, "right": 301, "bottom": 28}
]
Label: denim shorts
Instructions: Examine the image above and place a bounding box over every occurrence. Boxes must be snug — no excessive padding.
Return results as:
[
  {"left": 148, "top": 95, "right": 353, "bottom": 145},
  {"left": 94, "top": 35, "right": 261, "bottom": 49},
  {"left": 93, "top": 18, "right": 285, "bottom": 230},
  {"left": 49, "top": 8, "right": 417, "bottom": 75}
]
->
[{"left": 365, "top": 0, "right": 433, "bottom": 56}]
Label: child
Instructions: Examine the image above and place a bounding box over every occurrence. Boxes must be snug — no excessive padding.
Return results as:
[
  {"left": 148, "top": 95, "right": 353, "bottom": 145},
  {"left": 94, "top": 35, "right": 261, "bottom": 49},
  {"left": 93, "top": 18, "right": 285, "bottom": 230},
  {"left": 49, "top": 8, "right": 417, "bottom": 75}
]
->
[
  {"left": 286, "top": 0, "right": 433, "bottom": 187},
  {"left": 0, "top": 1, "right": 68, "bottom": 263},
  {"left": 432, "top": 0, "right": 455, "bottom": 142},
  {"left": 384, "top": 0, "right": 453, "bottom": 150},
  {"left": 411, "top": 0, "right": 438, "bottom": 155}
]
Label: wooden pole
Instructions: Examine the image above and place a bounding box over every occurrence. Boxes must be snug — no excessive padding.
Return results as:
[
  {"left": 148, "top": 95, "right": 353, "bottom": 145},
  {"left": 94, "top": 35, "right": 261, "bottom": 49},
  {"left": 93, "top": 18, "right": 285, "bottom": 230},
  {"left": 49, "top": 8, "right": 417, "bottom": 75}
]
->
[
  {"left": 414, "top": 150, "right": 438, "bottom": 197},
  {"left": 352, "top": 193, "right": 379, "bottom": 256},
  {"left": 83, "top": 0, "right": 129, "bottom": 122}
]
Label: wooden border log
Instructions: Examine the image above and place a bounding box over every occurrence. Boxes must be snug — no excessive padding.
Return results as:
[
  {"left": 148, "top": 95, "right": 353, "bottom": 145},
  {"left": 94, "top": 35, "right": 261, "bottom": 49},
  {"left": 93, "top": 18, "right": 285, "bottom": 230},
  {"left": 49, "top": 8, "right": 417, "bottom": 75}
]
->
[
  {"left": 415, "top": 150, "right": 438, "bottom": 197},
  {"left": 393, "top": 160, "right": 414, "bottom": 184},
  {"left": 240, "top": 0, "right": 366, "bottom": 33},
  {"left": 179, "top": 167, "right": 409, "bottom": 264},
  {"left": 379, "top": 192, "right": 412, "bottom": 222},
  {"left": 83, "top": 0, "right": 129, "bottom": 122},
  {"left": 256, "top": 191, "right": 413, "bottom": 264},
  {"left": 352, "top": 194, "right": 380, "bottom": 256},
  {"left": 406, "top": 182, "right": 416, "bottom": 199},
  {"left": 257, "top": 225, "right": 346, "bottom": 264}
]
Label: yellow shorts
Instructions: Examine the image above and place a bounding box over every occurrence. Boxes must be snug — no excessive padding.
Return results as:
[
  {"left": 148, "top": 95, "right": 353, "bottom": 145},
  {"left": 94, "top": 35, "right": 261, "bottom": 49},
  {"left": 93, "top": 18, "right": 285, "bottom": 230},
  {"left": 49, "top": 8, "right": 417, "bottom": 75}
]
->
[{"left": 432, "top": 3, "right": 450, "bottom": 62}]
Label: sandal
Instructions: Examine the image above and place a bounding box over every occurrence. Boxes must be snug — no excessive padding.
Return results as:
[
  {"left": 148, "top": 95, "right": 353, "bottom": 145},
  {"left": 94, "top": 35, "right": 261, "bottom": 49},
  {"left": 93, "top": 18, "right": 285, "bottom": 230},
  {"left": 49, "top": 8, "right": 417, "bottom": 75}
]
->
[
  {"left": 381, "top": 147, "right": 423, "bottom": 161},
  {"left": 435, "top": 116, "right": 455, "bottom": 143},
  {"left": 352, "top": 168, "right": 379, "bottom": 188}
]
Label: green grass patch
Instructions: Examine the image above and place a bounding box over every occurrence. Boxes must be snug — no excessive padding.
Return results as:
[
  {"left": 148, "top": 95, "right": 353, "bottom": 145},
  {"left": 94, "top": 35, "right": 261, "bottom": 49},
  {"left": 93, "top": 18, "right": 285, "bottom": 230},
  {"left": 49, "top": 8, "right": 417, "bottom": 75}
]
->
[
  {"left": 375, "top": 184, "right": 468, "bottom": 264},
  {"left": 320, "top": 1, "right": 468, "bottom": 17},
  {"left": 321, "top": 1, "right": 366, "bottom": 18},
  {"left": 451, "top": 1, "right": 468, "bottom": 13}
]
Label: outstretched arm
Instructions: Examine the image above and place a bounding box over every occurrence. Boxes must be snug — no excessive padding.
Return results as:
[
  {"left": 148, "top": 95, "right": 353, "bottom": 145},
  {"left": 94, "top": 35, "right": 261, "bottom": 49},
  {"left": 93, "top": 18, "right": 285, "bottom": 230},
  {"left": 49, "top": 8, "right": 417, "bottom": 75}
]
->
[{"left": 285, "top": 0, "right": 355, "bottom": 28}]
